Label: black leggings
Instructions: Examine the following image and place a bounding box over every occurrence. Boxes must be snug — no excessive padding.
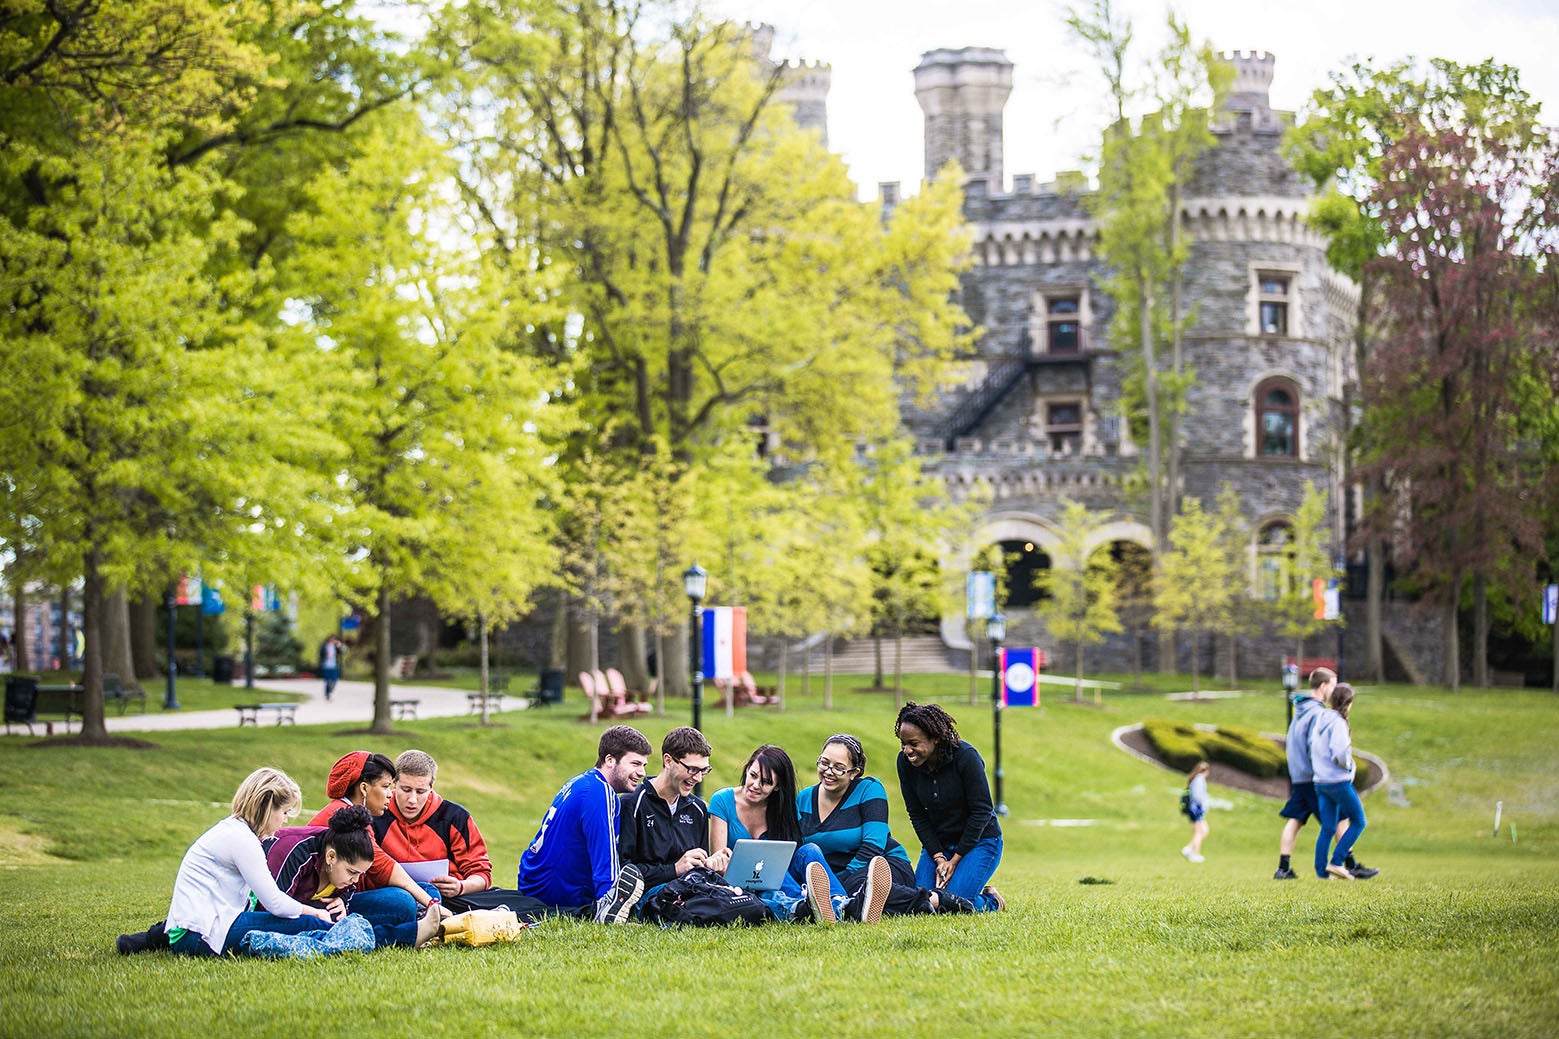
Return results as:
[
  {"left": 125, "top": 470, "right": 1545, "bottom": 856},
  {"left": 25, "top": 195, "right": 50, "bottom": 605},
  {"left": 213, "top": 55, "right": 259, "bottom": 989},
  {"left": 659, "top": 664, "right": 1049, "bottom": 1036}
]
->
[{"left": 838, "top": 855, "right": 936, "bottom": 915}]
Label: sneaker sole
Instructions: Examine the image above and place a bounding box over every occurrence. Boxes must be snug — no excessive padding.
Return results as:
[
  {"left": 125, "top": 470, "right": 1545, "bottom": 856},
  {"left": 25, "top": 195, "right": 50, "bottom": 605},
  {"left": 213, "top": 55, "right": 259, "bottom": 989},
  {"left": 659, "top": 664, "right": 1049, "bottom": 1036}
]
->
[
  {"left": 805, "top": 861, "right": 836, "bottom": 924},
  {"left": 861, "top": 857, "right": 891, "bottom": 924},
  {"left": 1325, "top": 864, "right": 1354, "bottom": 880},
  {"left": 600, "top": 868, "right": 645, "bottom": 923}
]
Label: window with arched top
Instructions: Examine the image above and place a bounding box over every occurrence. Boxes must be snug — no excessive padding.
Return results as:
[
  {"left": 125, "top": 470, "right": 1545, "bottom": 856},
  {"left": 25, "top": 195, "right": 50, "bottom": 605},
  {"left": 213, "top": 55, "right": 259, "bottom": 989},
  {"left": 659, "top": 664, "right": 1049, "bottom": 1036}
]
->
[
  {"left": 1257, "top": 520, "right": 1295, "bottom": 601},
  {"left": 1256, "top": 378, "right": 1299, "bottom": 457}
]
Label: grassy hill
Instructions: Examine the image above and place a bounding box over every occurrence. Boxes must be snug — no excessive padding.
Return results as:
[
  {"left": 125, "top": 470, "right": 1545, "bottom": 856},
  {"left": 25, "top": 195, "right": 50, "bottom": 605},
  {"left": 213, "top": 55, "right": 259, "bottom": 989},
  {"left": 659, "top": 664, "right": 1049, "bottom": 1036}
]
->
[{"left": 2, "top": 676, "right": 1556, "bottom": 1037}]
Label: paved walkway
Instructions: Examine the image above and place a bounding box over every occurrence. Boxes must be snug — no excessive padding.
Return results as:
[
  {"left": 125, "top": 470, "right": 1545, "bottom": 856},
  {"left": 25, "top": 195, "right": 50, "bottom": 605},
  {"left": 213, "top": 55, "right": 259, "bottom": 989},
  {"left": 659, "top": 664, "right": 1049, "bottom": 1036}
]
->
[{"left": 102, "top": 678, "right": 523, "bottom": 733}]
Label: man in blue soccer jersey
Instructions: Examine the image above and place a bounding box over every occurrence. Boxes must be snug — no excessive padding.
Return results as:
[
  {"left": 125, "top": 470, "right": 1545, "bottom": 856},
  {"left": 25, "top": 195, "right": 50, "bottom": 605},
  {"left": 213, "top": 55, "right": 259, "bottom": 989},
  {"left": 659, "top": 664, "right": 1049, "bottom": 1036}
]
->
[{"left": 517, "top": 725, "right": 652, "bottom": 921}]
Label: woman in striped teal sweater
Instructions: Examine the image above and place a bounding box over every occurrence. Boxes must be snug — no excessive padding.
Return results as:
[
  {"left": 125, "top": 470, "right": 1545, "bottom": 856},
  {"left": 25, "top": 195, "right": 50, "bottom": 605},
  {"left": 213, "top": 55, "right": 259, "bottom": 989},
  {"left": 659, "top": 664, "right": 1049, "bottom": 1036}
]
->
[{"left": 797, "top": 733, "right": 973, "bottom": 917}]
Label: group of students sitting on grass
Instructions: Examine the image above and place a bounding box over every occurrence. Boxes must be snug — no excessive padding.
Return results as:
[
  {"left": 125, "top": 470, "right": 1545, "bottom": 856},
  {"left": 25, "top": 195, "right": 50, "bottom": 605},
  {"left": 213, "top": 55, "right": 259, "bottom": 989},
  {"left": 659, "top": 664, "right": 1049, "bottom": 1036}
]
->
[{"left": 117, "top": 701, "right": 1005, "bottom": 957}]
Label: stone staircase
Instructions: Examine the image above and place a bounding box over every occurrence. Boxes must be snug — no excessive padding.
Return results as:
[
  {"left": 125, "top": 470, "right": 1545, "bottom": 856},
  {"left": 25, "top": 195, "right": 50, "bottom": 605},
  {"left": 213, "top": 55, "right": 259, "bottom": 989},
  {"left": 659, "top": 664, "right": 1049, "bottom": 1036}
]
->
[{"left": 786, "top": 635, "right": 960, "bottom": 675}]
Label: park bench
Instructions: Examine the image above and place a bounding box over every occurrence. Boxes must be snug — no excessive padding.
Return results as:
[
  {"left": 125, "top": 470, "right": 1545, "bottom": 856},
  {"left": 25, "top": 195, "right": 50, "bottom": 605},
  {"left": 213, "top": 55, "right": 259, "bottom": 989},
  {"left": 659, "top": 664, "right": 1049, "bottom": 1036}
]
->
[
  {"left": 104, "top": 673, "right": 146, "bottom": 715},
  {"left": 390, "top": 698, "right": 420, "bottom": 720},
  {"left": 4, "top": 676, "right": 83, "bottom": 735},
  {"left": 234, "top": 702, "right": 299, "bottom": 727},
  {"left": 1283, "top": 656, "right": 1338, "bottom": 679},
  {"left": 467, "top": 692, "right": 505, "bottom": 713}
]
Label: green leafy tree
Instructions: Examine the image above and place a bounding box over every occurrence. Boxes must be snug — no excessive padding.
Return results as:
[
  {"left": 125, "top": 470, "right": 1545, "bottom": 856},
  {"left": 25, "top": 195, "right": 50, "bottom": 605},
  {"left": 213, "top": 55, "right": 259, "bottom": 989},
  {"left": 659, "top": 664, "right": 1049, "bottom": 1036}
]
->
[
  {"left": 1064, "top": 1, "right": 1228, "bottom": 675},
  {"left": 1154, "top": 496, "right": 1236, "bottom": 696},
  {"left": 1267, "top": 482, "right": 1343, "bottom": 674},
  {"left": 284, "top": 111, "right": 561, "bottom": 734},
  {"left": 1035, "top": 499, "right": 1123, "bottom": 704},
  {"left": 1286, "top": 58, "right": 1550, "bottom": 683}
]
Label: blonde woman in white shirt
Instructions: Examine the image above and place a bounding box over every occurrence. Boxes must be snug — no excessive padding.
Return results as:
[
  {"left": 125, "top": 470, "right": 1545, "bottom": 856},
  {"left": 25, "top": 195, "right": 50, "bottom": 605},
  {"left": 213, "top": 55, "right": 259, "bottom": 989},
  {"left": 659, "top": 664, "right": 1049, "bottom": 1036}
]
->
[{"left": 161, "top": 767, "right": 335, "bottom": 956}]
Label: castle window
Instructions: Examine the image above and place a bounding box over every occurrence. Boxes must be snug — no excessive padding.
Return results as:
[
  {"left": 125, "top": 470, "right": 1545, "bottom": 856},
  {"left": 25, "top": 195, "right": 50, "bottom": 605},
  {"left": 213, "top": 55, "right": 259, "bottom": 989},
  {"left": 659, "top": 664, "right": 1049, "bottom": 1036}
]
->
[
  {"left": 1258, "top": 274, "right": 1290, "bottom": 335},
  {"left": 1047, "top": 297, "right": 1080, "bottom": 353},
  {"left": 1257, "top": 521, "right": 1295, "bottom": 601},
  {"left": 1046, "top": 401, "right": 1083, "bottom": 454},
  {"left": 1256, "top": 378, "right": 1299, "bottom": 457}
]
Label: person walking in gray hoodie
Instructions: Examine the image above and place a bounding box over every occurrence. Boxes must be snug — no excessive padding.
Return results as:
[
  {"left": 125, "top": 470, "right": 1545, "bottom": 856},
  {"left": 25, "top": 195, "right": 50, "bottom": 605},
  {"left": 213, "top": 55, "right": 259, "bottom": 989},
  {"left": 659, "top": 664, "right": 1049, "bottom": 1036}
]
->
[{"left": 1311, "top": 683, "right": 1368, "bottom": 880}]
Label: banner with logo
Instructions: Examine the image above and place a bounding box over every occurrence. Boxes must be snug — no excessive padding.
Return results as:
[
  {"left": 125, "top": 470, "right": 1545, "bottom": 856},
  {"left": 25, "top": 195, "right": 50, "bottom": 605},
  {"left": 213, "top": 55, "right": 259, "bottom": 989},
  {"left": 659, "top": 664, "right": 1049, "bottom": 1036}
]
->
[{"left": 1000, "top": 647, "right": 1041, "bottom": 708}]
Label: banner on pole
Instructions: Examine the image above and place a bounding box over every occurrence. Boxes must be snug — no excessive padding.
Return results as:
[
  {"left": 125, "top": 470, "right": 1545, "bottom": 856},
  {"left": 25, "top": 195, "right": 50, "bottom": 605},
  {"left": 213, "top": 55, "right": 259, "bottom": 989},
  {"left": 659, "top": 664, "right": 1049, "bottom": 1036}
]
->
[
  {"left": 967, "top": 571, "right": 995, "bottom": 621},
  {"left": 1544, "top": 584, "right": 1557, "bottom": 625},
  {"left": 1001, "top": 647, "right": 1041, "bottom": 707},
  {"left": 251, "top": 585, "right": 281, "bottom": 613},
  {"left": 200, "top": 586, "right": 225, "bottom": 616},
  {"left": 702, "top": 606, "right": 747, "bottom": 680},
  {"left": 176, "top": 576, "right": 202, "bottom": 606}
]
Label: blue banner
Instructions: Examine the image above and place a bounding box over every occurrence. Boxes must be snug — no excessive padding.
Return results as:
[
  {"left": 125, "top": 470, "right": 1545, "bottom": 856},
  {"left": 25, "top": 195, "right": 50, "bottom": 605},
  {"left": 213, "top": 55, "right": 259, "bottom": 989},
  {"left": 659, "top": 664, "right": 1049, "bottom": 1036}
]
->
[
  {"left": 1001, "top": 647, "right": 1041, "bottom": 707},
  {"left": 201, "top": 586, "right": 225, "bottom": 616}
]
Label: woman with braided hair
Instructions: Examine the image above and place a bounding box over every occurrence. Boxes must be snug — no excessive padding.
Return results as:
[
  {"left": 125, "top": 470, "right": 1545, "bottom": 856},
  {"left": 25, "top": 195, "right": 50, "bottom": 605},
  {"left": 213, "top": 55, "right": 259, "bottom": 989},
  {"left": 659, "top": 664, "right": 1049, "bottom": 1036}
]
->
[
  {"left": 797, "top": 733, "right": 974, "bottom": 917},
  {"left": 895, "top": 702, "right": 1005, "bottom": 911}
]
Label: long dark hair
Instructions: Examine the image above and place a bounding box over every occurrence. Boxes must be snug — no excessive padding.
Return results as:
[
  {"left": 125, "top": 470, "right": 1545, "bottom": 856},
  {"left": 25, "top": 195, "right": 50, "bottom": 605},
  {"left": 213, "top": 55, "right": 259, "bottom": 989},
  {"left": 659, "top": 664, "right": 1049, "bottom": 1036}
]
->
[
  {"left": 322, "top": 804, "right": 375, "bottom": 864},
  {"left": 895, "top": 701, "right": 960, "bottom": 771},
  {"left": 739, "top": 744, "right": 802, "bottom": 845}
]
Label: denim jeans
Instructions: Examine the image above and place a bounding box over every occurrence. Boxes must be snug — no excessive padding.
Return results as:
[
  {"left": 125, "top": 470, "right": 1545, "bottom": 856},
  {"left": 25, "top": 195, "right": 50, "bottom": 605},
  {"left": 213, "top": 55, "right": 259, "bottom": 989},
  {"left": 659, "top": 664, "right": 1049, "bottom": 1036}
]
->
[
  {"left": 1315, "top": 780, "right": 1367, "bottom": 877},
  {"left": 169, "top": 912, "right": 330, "bottom": 956},
  {"left": 914, "top": 835, "right": 1004, "bottom": 910},
  {"left": 761, "top": 843, "right": 848, "bottom": 920},
  {"left": 347, "top": 886, "right": 419, "bottom": 927}
]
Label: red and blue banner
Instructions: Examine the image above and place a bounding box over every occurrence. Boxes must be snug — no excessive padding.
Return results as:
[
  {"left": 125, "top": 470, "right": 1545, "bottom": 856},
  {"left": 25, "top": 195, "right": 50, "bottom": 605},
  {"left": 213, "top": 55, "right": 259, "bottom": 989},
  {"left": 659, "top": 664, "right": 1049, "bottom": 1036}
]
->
[
  {"left": 1001, "top": 647, "right": 1042, "bottom": 707},
  {"left": 702, "top": 607, "right": 747, "bottom": 680}
]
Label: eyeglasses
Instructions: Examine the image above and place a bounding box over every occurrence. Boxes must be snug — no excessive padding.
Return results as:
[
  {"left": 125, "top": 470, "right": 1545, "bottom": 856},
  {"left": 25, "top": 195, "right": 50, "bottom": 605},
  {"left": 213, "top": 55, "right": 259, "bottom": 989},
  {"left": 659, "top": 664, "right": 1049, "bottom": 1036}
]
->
[
  {"left": 816, "top": 759, "right": 855, "bottom": 776},
  {"left": 678, "top": 759, "right": 713, "bottom": 779}
]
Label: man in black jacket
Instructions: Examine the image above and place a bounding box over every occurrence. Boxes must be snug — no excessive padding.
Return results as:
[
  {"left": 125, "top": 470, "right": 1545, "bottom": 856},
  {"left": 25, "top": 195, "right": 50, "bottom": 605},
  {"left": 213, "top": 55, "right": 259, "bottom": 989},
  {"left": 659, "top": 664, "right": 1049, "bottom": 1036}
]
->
[{"left": 618, "top": 727, "right": 732, "bottom": 900}]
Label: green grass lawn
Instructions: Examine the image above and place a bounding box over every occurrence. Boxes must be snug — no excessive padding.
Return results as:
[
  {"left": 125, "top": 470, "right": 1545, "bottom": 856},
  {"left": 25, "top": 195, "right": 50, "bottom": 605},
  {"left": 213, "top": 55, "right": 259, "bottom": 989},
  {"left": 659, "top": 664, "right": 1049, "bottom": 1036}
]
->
[{"left": 1, "top": 678, "right": 1556, "bottom": 1037}]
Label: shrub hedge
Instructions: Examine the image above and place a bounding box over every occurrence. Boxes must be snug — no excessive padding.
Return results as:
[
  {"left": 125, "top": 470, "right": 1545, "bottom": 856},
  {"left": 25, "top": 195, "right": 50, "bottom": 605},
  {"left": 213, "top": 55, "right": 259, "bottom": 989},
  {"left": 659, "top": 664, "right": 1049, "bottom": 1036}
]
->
[{"left": 1142, "top": 718, "right": 1287, "bottom": 778}]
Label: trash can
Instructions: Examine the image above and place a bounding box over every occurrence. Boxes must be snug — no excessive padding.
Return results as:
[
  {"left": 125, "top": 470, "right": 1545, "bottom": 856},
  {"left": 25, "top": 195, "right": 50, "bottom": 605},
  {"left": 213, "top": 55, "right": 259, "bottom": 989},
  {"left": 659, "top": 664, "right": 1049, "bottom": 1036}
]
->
[
  {"left": 212, "top": 655, "right": 235, "bottom": 685},
  {"left": 537, "top": 668, "right": 565, "bottom": 706}
]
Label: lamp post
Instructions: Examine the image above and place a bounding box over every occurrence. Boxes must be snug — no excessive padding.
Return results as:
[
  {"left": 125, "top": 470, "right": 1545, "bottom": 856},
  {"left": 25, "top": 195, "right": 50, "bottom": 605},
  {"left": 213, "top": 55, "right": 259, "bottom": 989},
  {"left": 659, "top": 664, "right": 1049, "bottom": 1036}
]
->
[
  {"left": 163, "top": 586, "right": 181, "bottom": 710},
  {"left": 684, "top": 564, "right": 707, "bottom": 734},
  {"left": 987, "top": 611, "right": 1008, "bottom": 817}
]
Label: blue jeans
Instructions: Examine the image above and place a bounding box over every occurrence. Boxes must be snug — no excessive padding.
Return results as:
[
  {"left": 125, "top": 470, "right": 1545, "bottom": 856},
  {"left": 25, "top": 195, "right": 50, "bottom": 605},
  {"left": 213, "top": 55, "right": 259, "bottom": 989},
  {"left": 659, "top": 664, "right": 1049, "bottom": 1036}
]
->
[
  {"left": 761, "top": 843, "right": 847, "bottom": 920},
  {"left": 169, "top": 912, "right": 329, "bottom": 957},
  {"left": 915, "top": 836, "right": 1004, "bottom": 910},
  {"left": 1315, "top": 781, "right": 1367, "bottom": 876},
  {"left": 347, "top": 886, "right": 419, "bottom": 927}
]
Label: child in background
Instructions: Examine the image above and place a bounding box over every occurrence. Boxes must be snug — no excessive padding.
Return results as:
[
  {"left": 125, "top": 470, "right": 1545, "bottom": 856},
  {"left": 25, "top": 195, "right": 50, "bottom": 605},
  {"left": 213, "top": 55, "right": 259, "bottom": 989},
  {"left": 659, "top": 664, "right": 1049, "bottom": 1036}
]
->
[{"left": 1181, "top": 761, "right": 1210, "bottom": 863}]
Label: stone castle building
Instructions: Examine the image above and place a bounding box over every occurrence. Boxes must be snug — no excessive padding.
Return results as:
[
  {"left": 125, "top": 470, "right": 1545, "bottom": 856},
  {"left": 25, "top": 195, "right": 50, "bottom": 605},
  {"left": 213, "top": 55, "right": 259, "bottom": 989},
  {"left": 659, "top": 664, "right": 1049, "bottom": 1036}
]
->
[
  {"left": 770, "top": 43, "right": 1396, "bottom": 679},
  {"left": 891, "top": 48, "right": 1363, "bottom": 677}
]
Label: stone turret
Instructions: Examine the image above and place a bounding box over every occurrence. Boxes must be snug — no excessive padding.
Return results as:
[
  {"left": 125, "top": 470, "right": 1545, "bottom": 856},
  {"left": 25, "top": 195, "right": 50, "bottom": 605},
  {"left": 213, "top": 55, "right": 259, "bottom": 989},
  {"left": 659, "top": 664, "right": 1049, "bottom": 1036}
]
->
[
  {"left": 1218, "top": 50, "right": 1283, "bottom": 133},
  {"left": 776, "top": 60, "right": 832, "bottom": 147},
  {"left": 746, "top": 22, "right": 830, "bottom": 147},
  {"left": 913, "top": 47, "right": 1013, "bottom": 190}
]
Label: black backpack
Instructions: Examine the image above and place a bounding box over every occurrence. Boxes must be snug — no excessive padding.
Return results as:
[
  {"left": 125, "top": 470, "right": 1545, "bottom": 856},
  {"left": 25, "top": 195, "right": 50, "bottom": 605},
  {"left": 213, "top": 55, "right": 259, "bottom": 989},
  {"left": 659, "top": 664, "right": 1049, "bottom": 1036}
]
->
[
  {"left": 1179, "top": 791, "right": 1194, "bottom": 819},
  {"left": 641, "top": 866, "right": 769, "bottom": 927}
]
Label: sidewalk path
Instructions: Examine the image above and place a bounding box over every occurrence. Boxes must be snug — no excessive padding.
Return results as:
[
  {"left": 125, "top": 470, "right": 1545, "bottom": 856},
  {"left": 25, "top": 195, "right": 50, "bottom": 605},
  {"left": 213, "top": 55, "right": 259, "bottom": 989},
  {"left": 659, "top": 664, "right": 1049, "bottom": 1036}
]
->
[{"left": 103, "top": 678, "right": 522, "bottom": 733}]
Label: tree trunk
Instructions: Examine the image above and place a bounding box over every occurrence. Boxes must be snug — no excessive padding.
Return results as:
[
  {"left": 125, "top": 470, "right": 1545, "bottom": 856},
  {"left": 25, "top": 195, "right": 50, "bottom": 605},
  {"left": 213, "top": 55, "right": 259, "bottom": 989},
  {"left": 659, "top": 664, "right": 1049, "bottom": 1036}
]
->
[
  {"left": 1143, "top": 286, "right": 1169, "bottom": 675},
  {"left": 655, "top": 629, "right": 669, "bottom": 715},
  {"left": 371, "top": 586, "right": 393, "bottom": 735},
  {"left": 130, "top": 594, "right": 159, "bottom": 680},
  {"left": 79, "top": 552, "right": 108, "bottom": 740},
  {"left": 1074, "top": 639, "right": 1084, "bottom": 703},
  {"left": 102, "top": 588, "right": 139, "bottom": 689},
  {"left": 663, "top": 618, "right": 690, "bottom": 701},
  {"left": 1191, "top": 630, "right": 1201, "bottom": 698},
  {"left": 873, "top": 633, "right": 884, "bottom": 689},
  {"left": 548, "top": 589, "right": 568, "bottom": 668},
  {"left": 800, "top": 637, "right": 810, "bottom": 698},
  {"left": 478, "top": 615, "right": 491, "bottom": 726},
  {"left": 777, "top": 637, "right": 788, "bottom": 713},
  {"left": 1473, "top": 573, "right": 1489, "bottom": 689},
  {"left": 11, "top": 581, "right": 26, "bottom": 671},
  {"left": 893, "top": 630, "right": 903, "bottom": 710},
  {"left": 823, "top": 635, "right": 834, "bottom": 710},
  {"left": 1365, "top": 534, "right": 1386, "bottom": 681},
  {"left": 1132, "top": 629, "right": 1143, "bottom": 689},
  {"left": 621, "top": 623, "right": 650, "bottom": 700},
  {"left": 1444, "top": 586, "right": 1460, "bottom": 692}
]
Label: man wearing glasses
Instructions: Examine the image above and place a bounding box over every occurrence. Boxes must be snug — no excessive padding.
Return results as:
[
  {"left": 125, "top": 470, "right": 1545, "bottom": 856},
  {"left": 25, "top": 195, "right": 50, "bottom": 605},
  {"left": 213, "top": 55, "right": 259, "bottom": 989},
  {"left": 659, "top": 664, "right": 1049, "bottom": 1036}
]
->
[{"left": 617, "top": 727, "right": 732, "bottom": 907}]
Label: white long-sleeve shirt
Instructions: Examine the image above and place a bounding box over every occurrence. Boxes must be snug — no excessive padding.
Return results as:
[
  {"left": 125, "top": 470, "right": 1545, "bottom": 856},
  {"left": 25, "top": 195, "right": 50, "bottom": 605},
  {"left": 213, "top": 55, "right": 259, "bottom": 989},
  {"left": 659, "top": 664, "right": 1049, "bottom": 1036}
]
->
[{"left": 165, "top": 815, "right": 312, "bottom": 953}]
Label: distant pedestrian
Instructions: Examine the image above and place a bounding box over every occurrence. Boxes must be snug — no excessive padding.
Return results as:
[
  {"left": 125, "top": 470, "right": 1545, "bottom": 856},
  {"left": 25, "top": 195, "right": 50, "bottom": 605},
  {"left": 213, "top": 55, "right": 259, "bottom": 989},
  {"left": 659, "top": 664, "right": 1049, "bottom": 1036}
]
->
[
  {"left": 1312, "top": 682, "right": 1371, "bottom": 880},
  {"left": 1181, "top": 761, "right": 1210, "bottom": 863},
  {"left": 318, "top": 635, "right": 344, "bottom": 702}
]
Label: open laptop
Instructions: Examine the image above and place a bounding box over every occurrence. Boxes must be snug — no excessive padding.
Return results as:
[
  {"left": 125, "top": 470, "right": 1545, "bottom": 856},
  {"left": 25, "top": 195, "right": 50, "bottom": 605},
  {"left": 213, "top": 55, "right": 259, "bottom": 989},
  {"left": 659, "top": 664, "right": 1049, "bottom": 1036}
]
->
[{"left": 722, "top": 839, "right": 797, "bottom": 892}]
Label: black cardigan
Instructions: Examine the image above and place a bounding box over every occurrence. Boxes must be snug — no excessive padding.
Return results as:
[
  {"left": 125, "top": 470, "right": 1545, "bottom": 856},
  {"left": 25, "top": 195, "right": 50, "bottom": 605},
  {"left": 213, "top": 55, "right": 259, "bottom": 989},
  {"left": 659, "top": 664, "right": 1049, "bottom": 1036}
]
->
[{"left": 896, "top": 740, "right": 1001, "bottom": 857}]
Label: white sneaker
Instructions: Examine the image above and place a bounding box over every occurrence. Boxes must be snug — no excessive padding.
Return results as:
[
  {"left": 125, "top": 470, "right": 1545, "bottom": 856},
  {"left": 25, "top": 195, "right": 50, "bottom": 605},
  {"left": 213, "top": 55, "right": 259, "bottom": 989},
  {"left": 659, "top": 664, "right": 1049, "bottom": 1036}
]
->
[{"left": 1181, "top": 846, "right": 1204, "bottom": 863}]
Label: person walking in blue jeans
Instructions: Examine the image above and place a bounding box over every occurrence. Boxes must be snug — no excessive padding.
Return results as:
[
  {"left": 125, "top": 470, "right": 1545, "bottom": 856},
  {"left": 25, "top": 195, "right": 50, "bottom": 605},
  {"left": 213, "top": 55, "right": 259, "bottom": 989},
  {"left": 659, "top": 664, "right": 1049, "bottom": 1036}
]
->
[
  {"left": 1181, "top": 761, "right": 1210, "bottom": 862},
  {"left": 894, "top": 702, "right": 1005, "bottom": 911},
  {"left": 1312, "top": 683, "right": 1367, "bottom": 880}
]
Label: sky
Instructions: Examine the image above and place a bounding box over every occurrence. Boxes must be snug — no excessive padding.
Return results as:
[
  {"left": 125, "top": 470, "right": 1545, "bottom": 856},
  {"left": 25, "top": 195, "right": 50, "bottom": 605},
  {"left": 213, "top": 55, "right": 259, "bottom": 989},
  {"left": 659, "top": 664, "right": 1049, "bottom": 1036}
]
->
[{"left": 705, "top": 0, "right": 1559, "bottom": 199}]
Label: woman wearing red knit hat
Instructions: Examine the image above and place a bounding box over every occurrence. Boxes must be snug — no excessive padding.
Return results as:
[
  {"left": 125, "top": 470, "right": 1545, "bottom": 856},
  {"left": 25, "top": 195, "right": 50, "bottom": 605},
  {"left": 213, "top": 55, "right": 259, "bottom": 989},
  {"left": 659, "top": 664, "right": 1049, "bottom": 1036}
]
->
[{"left": 309, "top": 751, "right": 444, "bottom": 929}]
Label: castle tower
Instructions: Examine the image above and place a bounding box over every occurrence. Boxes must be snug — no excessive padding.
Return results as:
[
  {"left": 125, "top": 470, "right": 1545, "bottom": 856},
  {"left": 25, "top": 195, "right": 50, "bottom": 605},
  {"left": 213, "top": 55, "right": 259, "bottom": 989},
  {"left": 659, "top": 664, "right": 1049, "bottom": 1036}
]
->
[
  {"left": 1218, "top": 50, "right": 1282, "bottom": 133},
  {"left": 913, "top": 47, "right": 1013, "bottom": 189},
  {"left": 745, "top": 23, "right": 831, "bottom": 148},
  {"left": 776, "top": 60, "right": 832, "bottom": 148}
]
